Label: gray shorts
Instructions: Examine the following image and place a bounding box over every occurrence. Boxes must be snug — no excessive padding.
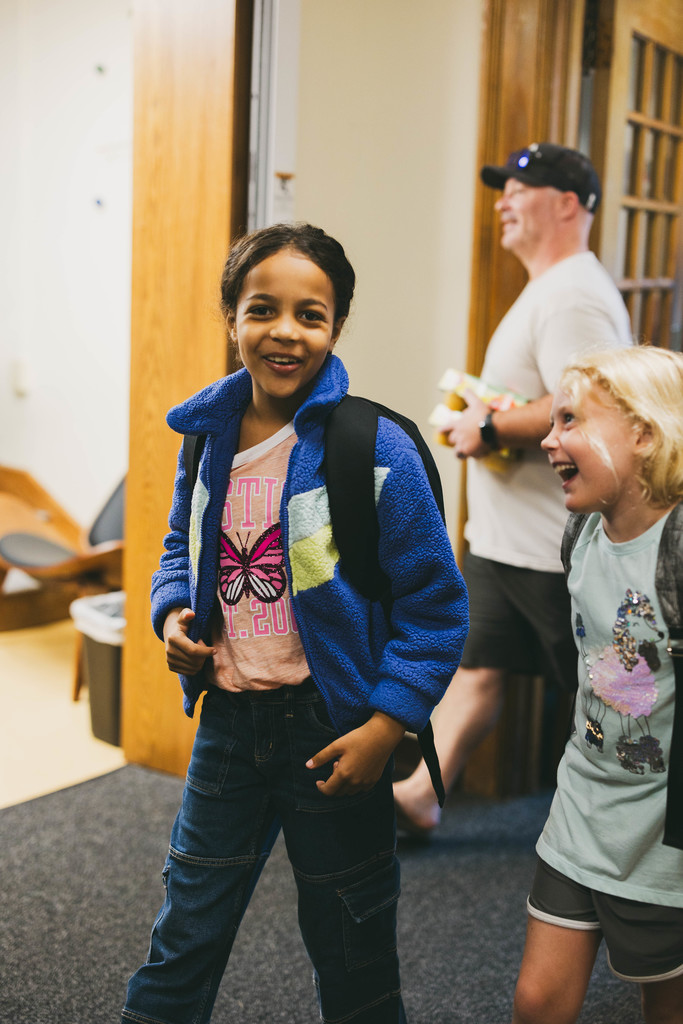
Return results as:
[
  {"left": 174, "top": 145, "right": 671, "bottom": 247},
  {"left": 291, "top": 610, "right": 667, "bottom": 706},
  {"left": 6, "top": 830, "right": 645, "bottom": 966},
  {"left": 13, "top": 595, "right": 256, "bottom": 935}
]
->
[
  {"left": 528, "top": 857, "right": 683, "bottom": 983},
  {"left": 460, "top": 552, "right": 577, "bottom": 691}
]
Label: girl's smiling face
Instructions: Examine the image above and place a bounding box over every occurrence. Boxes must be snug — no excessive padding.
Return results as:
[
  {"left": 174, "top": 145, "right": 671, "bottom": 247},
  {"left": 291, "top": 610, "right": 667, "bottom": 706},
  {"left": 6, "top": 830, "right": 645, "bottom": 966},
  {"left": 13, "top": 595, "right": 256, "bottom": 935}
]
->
[
  {"left": 229, "top": 248, "right": 344, "bottom": 420},
  {"left": 542, "top": 386, "right": 648, "bottom": 530}
]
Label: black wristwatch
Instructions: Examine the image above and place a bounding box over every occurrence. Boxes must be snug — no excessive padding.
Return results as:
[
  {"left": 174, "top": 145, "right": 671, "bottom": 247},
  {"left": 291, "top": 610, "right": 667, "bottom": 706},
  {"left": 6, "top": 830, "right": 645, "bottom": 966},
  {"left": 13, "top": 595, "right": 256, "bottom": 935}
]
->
[{"left": 479, "top": 410, "right": 499, "bottom": 450}]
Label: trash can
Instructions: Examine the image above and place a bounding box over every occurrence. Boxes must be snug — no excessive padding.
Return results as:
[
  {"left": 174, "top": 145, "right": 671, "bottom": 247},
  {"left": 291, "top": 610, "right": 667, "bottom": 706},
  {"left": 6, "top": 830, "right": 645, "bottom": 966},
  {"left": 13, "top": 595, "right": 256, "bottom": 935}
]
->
[{"left": 70, "top": 591, "right": 125, "bottom": 746}]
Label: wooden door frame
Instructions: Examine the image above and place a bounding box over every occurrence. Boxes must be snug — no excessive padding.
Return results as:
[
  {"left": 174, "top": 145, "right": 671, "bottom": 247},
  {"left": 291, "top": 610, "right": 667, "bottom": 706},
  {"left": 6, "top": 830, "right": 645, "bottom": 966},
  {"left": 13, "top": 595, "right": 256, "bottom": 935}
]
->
[
  {"left": 459, "top": 0, "right": 586, "bottom": 797},
  {"left": 121, "top": 0, "right": 253, "bottom": 775}
]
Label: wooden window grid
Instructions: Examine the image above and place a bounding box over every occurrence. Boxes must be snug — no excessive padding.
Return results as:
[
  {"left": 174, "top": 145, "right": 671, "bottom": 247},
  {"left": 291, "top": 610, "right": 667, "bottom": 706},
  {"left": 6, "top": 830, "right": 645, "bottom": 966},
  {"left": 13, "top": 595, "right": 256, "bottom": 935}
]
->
[{"left": 617, "top": 34, "right": 683, "bottom": 347}]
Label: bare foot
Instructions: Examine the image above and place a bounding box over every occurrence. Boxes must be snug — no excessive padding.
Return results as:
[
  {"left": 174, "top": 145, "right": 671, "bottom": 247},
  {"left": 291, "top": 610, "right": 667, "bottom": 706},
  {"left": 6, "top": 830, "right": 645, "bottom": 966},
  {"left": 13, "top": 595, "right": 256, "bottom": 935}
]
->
[{"left": 393, "top": 778, "right": 442, "bottom": 837}]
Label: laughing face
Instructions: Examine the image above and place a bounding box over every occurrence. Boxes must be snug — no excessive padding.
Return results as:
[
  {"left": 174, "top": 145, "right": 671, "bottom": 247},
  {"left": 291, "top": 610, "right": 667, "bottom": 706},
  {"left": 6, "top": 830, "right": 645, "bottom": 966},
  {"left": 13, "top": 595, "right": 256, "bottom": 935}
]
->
[
  {"left": 542, "top": 386, "right": 648, "bottom": 530},
  {"left": 495, "top": 178, "right": 564, "bottom": 263},
  {"left": 229, "top": 249, "right": 345, "bottom": 421}
]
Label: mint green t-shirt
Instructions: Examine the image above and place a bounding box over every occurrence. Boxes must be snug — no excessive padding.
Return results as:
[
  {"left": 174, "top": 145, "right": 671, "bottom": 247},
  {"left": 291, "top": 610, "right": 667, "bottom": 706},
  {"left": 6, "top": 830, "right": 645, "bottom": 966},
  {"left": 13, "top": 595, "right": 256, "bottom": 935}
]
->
[{"left": 537, "top": 511, "right": 683, "bottom": 907}]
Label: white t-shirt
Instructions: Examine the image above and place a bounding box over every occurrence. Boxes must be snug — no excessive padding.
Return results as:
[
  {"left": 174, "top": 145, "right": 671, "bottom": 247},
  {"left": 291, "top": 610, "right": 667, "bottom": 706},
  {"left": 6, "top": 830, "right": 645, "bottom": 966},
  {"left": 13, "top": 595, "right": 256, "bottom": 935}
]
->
[
  {"left": 536, "top": 512, "right": 683, "bottom": 907},
  {"left": 465, "top": 251, "right": 633, "bottom": 571}
]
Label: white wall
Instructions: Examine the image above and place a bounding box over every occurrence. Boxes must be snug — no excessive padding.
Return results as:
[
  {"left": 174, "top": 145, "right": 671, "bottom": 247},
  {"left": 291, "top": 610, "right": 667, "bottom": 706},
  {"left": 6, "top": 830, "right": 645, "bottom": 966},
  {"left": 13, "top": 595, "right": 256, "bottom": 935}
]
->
[
  {"left": 0, "top": 0, "right": 132, "bottom": 526},
  {"left": 261, "top": 0, "right": 301, "bottom": 226},
  {"left": 294, "top": 0, "right": 483, "bottom": 535}
]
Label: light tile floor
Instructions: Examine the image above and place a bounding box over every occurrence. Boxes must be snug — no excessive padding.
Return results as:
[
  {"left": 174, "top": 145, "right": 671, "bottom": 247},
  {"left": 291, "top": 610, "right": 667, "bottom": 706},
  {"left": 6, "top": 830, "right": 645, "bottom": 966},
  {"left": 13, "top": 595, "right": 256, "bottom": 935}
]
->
[{"left": 0, "top": 619, "right": 126, "bottom": 809}]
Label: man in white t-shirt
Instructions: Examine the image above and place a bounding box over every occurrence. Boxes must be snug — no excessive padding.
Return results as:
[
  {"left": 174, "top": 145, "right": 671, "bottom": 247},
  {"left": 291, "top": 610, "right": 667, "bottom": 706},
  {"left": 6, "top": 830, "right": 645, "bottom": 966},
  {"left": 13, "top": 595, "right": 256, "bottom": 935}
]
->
[{"left": 394, "top": 143, "right": 633, "bottom": 835}]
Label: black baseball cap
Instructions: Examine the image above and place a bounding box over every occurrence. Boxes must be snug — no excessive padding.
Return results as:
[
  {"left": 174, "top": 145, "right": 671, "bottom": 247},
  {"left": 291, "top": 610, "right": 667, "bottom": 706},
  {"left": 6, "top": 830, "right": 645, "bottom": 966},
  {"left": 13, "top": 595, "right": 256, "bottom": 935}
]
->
[{"left": 481, "top": 143, "right": 601, "bottom": 212}]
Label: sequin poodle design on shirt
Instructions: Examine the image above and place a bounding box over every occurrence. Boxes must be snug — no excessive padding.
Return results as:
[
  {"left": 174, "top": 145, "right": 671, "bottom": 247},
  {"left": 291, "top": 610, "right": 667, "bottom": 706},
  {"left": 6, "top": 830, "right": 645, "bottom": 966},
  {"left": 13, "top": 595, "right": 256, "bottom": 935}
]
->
[{"left": 576, "top": 589, "right": 666, "bottom": 775}]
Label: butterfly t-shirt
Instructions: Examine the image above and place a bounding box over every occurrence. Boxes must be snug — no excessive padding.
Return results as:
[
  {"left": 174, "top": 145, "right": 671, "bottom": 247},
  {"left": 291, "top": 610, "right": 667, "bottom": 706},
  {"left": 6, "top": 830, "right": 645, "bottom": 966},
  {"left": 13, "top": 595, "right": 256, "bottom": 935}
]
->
[{"left": 207, "top": 422, "right": 310, "bottom": 692}]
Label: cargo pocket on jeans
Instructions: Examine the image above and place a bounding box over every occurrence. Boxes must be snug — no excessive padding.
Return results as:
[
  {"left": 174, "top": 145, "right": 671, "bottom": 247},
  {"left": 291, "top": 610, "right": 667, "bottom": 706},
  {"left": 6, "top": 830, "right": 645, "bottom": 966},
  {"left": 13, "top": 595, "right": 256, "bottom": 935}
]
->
[
  {"left": 339, "top": 858, "right": 400, "bottom": 971},
  {"left": 186, "top": 694, "right": 238, "bottom": 797}
]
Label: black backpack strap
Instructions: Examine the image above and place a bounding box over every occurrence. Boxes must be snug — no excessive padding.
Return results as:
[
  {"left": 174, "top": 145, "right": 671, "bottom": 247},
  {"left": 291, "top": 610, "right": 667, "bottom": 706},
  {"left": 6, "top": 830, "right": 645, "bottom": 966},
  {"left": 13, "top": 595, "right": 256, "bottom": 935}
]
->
[
  {"left": 657, "top": 503, "right": 683, "bottom": 849},
  {"left": 560, "top": 512, "right": 588, "bottom": 577},
  {"left": 325, "top": 395, "right": 447, "bottom": 601},
  {"left": 183, "top": 433, "right": 206, "bottom": 490},
  {"left": 325, "top": 396, "right": 389, "bottom": 602},
  {"left": 416, "top": 722, "right": 446, "bottom": 806},
  {"left": 559, "top": 512, "right": 588, "bottom": 763},
  {"left": 325, "top": 394, "right": 447, "bottom": 806},
  {"left": 655, "top": 503, "right": 683, "bottom": 631}
]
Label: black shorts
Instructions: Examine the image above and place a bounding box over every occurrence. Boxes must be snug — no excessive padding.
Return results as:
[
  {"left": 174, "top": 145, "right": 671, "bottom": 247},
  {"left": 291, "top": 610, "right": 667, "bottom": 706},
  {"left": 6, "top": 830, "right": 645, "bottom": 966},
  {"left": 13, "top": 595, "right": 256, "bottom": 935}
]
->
[
  {"left": 460, "top": 552, "right": 577, "bottom": 691},
  {"left": 529, "top": 857, "right": 683, "bottom": 982}
]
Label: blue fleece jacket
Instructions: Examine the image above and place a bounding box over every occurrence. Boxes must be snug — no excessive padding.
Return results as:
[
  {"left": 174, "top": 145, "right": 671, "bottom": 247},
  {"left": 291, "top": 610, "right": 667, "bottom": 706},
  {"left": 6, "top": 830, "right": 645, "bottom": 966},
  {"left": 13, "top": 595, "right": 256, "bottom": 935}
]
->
[{"left": 151, "top": 354, "right": 468, "bottom": 736}]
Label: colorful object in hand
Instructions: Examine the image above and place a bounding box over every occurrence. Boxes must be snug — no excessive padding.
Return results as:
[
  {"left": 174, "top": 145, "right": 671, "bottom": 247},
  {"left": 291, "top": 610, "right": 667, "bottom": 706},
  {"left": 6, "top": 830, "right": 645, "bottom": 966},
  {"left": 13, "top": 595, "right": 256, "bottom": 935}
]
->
[{"left": 429, "top": 369, "right": 528, "bottom": 471}]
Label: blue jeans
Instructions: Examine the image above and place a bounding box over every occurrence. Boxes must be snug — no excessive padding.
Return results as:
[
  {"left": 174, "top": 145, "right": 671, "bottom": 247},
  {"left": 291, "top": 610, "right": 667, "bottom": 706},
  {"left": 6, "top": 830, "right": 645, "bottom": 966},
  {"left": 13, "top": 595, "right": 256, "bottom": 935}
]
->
[{"left": 122, "top": 680, "right": 407, "bottom": 1024}]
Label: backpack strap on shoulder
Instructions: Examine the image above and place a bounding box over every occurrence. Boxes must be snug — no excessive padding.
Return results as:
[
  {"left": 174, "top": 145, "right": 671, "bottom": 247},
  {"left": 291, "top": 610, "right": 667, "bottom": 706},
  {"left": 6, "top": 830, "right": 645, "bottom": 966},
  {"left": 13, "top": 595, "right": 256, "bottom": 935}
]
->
[
  {"left": 325, "top": 396, "right": 390, "bottom": 602},
  {"left": 655, "top": 503, "right": 683, "bottom": 632},
  {"left": 657, "top": 503, "right": 683, "bottom": 849},
  {"left": 183, "top": 433, "right": 206, "bottom": 491},
  {"left": 325, "top": 394, "right": 447, "bottom": 602},
  {"left": 325, "top": 394, "right": 447, "bottom": 806},
  {"left": 560, "top": 513, "right": 588, "bottom": 577}
]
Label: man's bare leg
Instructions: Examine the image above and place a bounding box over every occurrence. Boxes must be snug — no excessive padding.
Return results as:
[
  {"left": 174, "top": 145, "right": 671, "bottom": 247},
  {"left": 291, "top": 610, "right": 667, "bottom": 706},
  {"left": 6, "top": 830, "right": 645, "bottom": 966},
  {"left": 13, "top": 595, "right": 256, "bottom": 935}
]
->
[{"left": 393, "top": 666, "right": 505, "bottom": 833}]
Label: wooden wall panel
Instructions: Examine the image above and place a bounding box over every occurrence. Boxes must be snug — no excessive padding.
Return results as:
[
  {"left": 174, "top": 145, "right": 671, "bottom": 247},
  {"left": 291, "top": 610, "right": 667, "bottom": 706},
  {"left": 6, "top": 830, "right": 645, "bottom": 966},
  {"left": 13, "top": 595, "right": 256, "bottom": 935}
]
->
[
  {"left": 461, "top": 0, "right": 586, "bottom": 798},
  {"left": 121, "top": 0, "right": 249, "bottom": 775},
  {"left": 466, "top": 0, "right": 586, "bottom": 376}
]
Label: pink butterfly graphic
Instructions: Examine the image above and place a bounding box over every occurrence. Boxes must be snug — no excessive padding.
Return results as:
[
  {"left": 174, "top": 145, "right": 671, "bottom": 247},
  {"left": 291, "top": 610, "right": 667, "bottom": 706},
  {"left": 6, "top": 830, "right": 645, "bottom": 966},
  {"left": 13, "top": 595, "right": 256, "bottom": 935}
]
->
[{"left": 218, "top": 523, "right": 286, "bottom": 605}]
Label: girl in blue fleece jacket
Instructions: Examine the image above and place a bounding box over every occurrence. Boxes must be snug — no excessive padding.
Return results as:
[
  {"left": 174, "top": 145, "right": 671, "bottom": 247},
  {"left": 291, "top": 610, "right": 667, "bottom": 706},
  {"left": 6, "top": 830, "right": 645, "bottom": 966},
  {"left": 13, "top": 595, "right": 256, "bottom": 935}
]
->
[{"left": 122, "top": 223, "right": 468, "bottom": 1024}]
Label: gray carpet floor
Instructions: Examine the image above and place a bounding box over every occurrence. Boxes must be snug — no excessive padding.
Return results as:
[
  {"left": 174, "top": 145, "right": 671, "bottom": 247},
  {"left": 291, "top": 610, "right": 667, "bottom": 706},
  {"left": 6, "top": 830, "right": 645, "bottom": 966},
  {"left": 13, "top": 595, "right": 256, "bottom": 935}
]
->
[{"left": 0, "top": 765, "right": 642, "bottom": 1023}]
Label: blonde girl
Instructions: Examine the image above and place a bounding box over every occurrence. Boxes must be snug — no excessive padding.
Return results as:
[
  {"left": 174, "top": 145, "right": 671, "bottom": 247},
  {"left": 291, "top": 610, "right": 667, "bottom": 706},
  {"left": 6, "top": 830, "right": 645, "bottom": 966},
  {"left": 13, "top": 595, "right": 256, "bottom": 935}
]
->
[{"left": 512, "top": 346, "right": 683, "bottom": 1024}]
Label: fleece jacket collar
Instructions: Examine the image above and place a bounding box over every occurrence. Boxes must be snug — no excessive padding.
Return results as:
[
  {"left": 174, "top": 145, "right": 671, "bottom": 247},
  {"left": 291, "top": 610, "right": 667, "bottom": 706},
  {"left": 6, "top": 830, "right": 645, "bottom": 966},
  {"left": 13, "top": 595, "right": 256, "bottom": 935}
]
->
[{"left": 165, "top": 353, "right": 349, "bottom": 438}]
